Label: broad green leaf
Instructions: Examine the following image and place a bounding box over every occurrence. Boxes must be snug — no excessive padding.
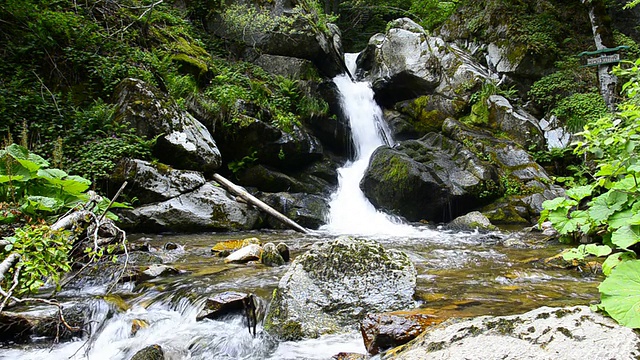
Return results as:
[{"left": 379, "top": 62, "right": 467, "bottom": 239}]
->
[
  {"left": 24, "top": 196, "right": 64, "bottom": 212},
  {"left": 36, "top": 168, "right": 68, "bottom": 180},
  {"left": 599, "top": 260, "right": 640, "bottom": 328},
  {"left": 603, "top": 252, "right": 637, "bottom": 276},
  {"left": 566, "top": 185, "right": 592, "bottom": 202},
  {"left": 5, "top": 144, "right": 48, "bottom": 171},
  {"left": 589, "top": 191, "right": 628, "bottom": 224},
  {"left": 550, "top": 209, "right": 588, "bottom": 235},
  {"left": 584, "top": 244, "right": 612, "bottom": 257},
  {"left": 542, "top": 197, "right": 574, "bottom": 211},
  {"left": 628, "top": 164, "right": 640, "bottom": 173},
  {"left": 611, "top": 225, "right": 640, "bottom": 249},
  {"left": 609, "top": 210, "right": 640, "bottom": 229}
]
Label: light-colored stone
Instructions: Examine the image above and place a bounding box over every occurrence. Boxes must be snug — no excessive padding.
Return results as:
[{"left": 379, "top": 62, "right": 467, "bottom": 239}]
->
[
  {"left": 385, "top": 306, "right": 640, "bottom": 360},
  {"left": 225, "top": 244, "right": 262, "bottom": 264}
]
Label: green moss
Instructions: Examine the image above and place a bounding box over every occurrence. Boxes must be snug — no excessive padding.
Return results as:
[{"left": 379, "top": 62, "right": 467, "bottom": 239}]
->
[
  {"left": 171, "top": 53, "right": 208, "bottom": 77},
  {"left": 279, "top": 320, "right": 304, "bottom": 341},
  {"left": 426, "top": 341, "right": 446, "bottom": 352},
  {"left": 485, "top": 318, "right": 516, "bottom": 335},
  {"left": 383, "top": 156, "right": 411, "bottom": 183},
  {"left": 556, "top": 326, "right": 573, "bottom": 338}
]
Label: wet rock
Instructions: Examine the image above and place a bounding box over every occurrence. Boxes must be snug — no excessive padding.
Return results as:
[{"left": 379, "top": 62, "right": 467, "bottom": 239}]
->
[
  {"left": 111, "top": 159, "right": 206, "bottom": 205},
  {"left": 361, "top": 133, "right": 499, "bottom": 223},
  {"left": 196, "top": 291, "right": 257, "bottom": 322},
  {"left": 224, "top": 244, "right": 262, "bottom": 264},
  {"left": 130, "top": 344, "right": 165, "bottom": 360},
  {"left": 163, "top": 242, "right": 178, "bottom": 251},
  {"left": 237, "top": 165, "right": 325, "bottom": 194},
  {"left": 0, "top": 304, "right": 86, "bottom": 344},
  {"left": 264, "top": 237, "right": 416, "bottom": 340},
  {"left": 447, "top": 211, "right": 497, "bottom": 232},
  {"left": 139, "top": 264, "right": 181, "bottom": 281},
  {"left": 211, "top": 237, "right": 261, "bottom": 256},
  {"left": 276, "top": 242, "right": 290, "bottom": 262},
  {"left": 258, "top": 192, "right": 329, "bottom": 230},
  {"left": 261, "top": 242, "right": 285, "bottom": 267},
  {"left": 114, "top": 78, "right": 221, "bottom": 173},
  {"left": 333, "top": 353, "right": 368, "bottom": 360},
  {"left": 117, "top": 182, "right": 261, "bottom": 233},
  {"left": 131, "top": 319, "right": 148, "bottom": 336},
  {"left": 362, "top": 312, "right": 439, "bottom": 355},
  {"left": 385, "top": 306, "right": 640, "bottom": 360}
]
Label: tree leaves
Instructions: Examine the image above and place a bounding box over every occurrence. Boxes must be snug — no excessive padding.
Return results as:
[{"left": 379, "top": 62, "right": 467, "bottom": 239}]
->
[{"left": 599, "top": 260, "right": 640, "bottom": 328}]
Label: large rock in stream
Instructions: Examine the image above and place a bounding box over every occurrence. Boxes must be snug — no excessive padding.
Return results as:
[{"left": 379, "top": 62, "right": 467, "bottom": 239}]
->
[
  {"left": 384, "top": 306, "right": 640, "bottom": 360},
  {"left": 264, "top": 237, "right": 416, "bottom": 340}
]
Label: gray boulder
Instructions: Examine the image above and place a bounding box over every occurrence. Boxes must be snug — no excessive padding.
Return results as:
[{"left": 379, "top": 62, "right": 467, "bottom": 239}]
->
[
  {"left": 384, "top": 306, "right": 640, "bottom": 360},
  {"left": 361, "top": 133, "right": 499, "bottom": 222},
  {"left": 112, "top": 159, "right": 206, "bottom": 204},
  {"left": 253, "top": 54, "right": 318, "bottom": 79},
  {"left": 114, "top": 78, "right": 222, "bottom": 173},
  {"left": 130, "top": 345, "right": 165, "bottom": 360},
  {"left": 487, "top": 95, "right": 545, "bottom": 150},
  {"left": 258, "top": 192, "right": 328, "bottom": 229},
  {"left": 117, "top": 182, "right": 260, "bottom": 232},
  {"left": 264, "top": 237, "right": 416, "bottom": 340},
  {"left": 358, "top": 18, "right": 496, "bottom": 109}
]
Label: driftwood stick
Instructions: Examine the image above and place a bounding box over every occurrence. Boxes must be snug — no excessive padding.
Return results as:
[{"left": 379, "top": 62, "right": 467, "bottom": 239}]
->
[
  {"left": 212, "top": 173, "right": 310, "bottom": 234},
  {"left": 0, "top": 253, "right": 20, "bottom": 281}
]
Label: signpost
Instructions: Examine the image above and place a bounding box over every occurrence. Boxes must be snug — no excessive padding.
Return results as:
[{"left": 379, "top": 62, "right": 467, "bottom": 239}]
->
[{"left": 579, "top": 45, "right": 629, "bottom": 67}]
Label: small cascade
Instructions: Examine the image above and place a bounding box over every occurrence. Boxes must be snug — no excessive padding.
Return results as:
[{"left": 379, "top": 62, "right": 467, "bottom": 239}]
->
[{"left": 322, "top": 54, "right": 425, "bottom": 237}]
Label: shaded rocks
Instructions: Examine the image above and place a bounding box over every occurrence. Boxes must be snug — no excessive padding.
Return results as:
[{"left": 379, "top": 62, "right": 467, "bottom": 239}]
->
[
  {"left": 130, "top": 344, "right": 165, "bottom": 360},
  {"left": 447, "top": 211, "right": 497, "bottom": 232},
  {"left": 361, "top": 133, "right": 499, "bottom": 223},
  {"left": 487, "top": 95, "right": 545, "bottom": 150},
  {"left": 385, "top": 306, "right": 640, "bottom": 360},
  {"left": 117, "top": 182, "right": 261, "bottom": 233},
  {"left": 114, "top": 78, "right": 221, "bottom": 173},
  {"left": 362, "top": 312, "right": 439, "bottom": 355},
  {"left": 264, "top": 237, "right": 416, "bottom": 340},
  {"left": 0, "top": 304, "right": 86, "bottom": 344},
  {"left": 258, "top": 192, "right": 329, "bottom": 229}
]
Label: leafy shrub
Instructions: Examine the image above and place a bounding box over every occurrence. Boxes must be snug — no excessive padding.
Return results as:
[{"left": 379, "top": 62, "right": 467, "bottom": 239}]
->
[{"left": 553, "top": 92, "right": 609, "bottom": 133}]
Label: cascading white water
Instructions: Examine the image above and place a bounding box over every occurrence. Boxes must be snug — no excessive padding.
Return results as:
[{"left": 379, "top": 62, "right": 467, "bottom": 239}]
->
[{"left": 322, "top": 54, "right": 425, "bottom": 237}]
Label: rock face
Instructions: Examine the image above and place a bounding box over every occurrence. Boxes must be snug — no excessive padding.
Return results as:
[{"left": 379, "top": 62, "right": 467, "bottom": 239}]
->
[
  {"left": 447, "top": 211, "right": 497, "bottom": 231},
  {"left": 487, "top": 95, "right": 545, "bottom": 150},
  {"left": 264, "top": 237, "right": 416, "bottom": 340},
  {"left": 361, "top": 312, "right": 439, "bottom": 355},
  {"left": 117, "top": 181, "right": 260, "bottom": 232},
  {"left": 362, "top": 118, "right": 563, "bottom": 224},
  {"left": 114, "top": 78, "right": 222, "bottom": 173},
  {"left": 385, "top": 306, "right": 640, "bottom": 360}
]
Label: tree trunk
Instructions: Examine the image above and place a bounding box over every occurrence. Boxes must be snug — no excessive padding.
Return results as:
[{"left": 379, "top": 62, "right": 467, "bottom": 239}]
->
[
  {"left": 212, "top": 173, "right": 311, "bottom": 234},
  {"left": 582, "top": 0, "right": 618, "bottom": 109}
]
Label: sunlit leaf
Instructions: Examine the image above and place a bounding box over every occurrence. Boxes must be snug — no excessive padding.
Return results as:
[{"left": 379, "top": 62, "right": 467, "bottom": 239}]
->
[
  {"left": 566, "top": 185, "right": 592, "bottom": 201},
  {"left": 599, "top": 260, "right": 640, "bottom": 328},
  {"left": 611, "top": 225, "right": 640, "bottom": 249},
  {"left": 603, "top": 252, "right": 637, "bottom": 276}
]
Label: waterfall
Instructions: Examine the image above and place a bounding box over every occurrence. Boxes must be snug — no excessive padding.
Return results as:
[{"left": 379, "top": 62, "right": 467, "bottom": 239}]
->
[{"left": 322, "top": 54, "right": 423, "bottom": 237}]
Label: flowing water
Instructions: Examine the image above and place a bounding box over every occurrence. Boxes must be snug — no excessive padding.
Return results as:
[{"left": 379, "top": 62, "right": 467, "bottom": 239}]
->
[{"left": 0, "top": 56, "right": 601, "bottom": 359}]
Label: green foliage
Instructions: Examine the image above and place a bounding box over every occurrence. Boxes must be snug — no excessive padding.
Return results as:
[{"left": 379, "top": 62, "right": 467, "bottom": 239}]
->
[
  {"left": 228, "top": 151, "right": 258, "bottom": 174},
  {"left": 462, "top": 81, "right": 516, "bottom": 126},
  {"left": 0, "top": 144, "right": 91, "bottom": 222},
  {"left": 408, "top": 0, "right": 459, "bottom": 31},
  {"left": 2, "top": 224, "right": 72, "bottom": 294},
  {"left": 541, "top": 59, "right": 640, "bottom": 327},
  {"left": 597, "top": 260, "right": 640, "bottom": 328},
  {"left": 553, "top": 92, "right": 609, "bottom": 133}
]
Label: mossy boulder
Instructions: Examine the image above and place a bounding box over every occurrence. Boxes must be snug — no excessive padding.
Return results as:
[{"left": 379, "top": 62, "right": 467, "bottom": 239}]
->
[
  {"left": 130, "top": 345, "right": 165, "bottom": 360},
  {"left": 113, "top": 78, "right": 222, "bottom": 173},
  {"left": 361, "top": 133, "right": 499, "bottom": 222},
  {"left": 264, "top": 237, "right": 416, "bottom": 340},
  {"left": 447, "top": 211, "right": 497, "bottom": 231},
  {"left": 261, "top": 242, "right": 286, "bottom": 267},
  {"left": 487, "top": 95, "right": 545, "bottom": 150}
]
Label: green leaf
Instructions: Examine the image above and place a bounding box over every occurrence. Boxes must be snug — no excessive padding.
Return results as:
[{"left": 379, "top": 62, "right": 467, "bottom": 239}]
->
[
  {"left": 611, "top": 225, "right": 640, "bottom": 249},
  {"left": 5, "top": 144, "right": 49, "bottom": 171},
  {"left": 599, "top": 260, "right": 640, "bottom": 328},
  {"left": 24, "top": 196, "right": 64, "bottom": 212},
  {"left": 566, "top": 185, "right": 592, "bottom": 202},
  {"left": 584, "top": 244, "right": 612, "bottom": 257},
  {"left": 609, "top": 210, "right": 640, "bottom": 229},
  {"left": 542, "top": 197, "right": 574, "bottom": 211},
  {"left": 589, "top": 191, "right": 628, "bottom": 224},
  {"left": 603, "top": 252, "right": 637, "bottom": 276}
]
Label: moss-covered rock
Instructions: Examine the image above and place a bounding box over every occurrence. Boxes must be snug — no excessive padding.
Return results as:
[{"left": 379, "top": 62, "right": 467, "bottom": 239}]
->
[
  {"left": 130, "top": 344, "right": 165, "bottom": 360},
  {"left": 264, "top": 237, "right": 416, "bottom": 340},
  {"left": 261, "top": 242, "right": 285, "bottom": 266}
]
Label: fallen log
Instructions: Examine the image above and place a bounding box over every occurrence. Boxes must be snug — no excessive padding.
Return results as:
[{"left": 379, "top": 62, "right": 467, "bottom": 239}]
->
[{"left": 212, "top": 173, "right": 310, "bottom": 234}]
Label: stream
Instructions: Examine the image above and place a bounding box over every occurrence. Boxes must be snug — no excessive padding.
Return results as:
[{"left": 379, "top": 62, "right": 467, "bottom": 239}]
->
[{"left": 0, "top": 54, "right": 601, "bottom": 359}]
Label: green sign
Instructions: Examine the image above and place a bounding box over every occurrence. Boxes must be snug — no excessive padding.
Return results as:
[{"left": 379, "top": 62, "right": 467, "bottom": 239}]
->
[{"left": 579, "top": 46, "right": 629, "bottom": 67}]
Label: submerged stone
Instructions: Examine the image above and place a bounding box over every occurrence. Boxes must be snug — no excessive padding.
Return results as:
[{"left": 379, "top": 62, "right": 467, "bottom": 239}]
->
[
  {"left": 130, "top": 344, "right": 165, "bottom": 360},
  {"left": 196, "top": 291, "right": 254, "bottom": 322},
  {"left": 362, "top": 311, "right": 440, "bottom": 355},
  {"left": 264, "top": 237, "right": 417, "bottom": 340}
]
